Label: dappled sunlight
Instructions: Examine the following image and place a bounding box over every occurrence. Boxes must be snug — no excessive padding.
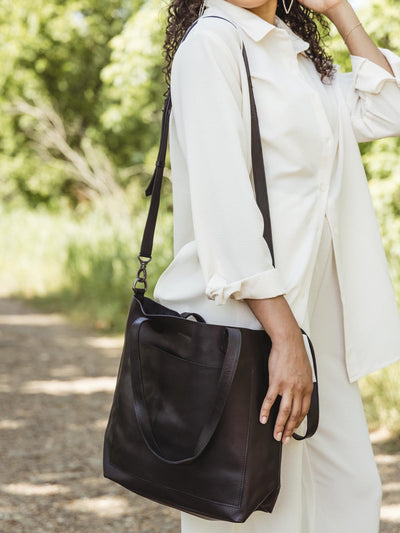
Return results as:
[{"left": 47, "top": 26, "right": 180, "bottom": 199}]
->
[
  {"left": 90, "top": 419, "right": 108, "bottom": 430},
  {"left": 382, "top": 481, "right": 400, "bottom": 492},
  {"left": 84, "top": 335, "right": 123, "bottom": 351},
  {"left": 0, "top": 419, "right": 26, "bottom": 429},
  {"left": 381, "top": 504, "right": 400, "bottom": 523},
  {"left": 375, "top": 454, "right": 400, "bottom": 465},
  {"left": 65, "top": 420, "right": 109, "bottom": 432},
  {"left": 2, "top": 482, "right": 71, "bottom": 496},
  {"left": 49, "top": 364, "right": 83, "bottom": 378},
  {"left": 0, "top": 313, "right": 65, "bottom": 326},
  {"left": 63, "top": 495, "right": 131, "bottom": 517},
  {"left": 370, "top": 426, "right": 394, "bottom": 443},
  {"left": 20, "top": 377, "right": 116, "bottom": 395}
]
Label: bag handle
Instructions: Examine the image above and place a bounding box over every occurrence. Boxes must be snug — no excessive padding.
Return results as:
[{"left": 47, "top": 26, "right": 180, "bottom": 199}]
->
[
  {"left": 293, "top": 329, "right": 319, "bottom": 440},
  {"left": 133, "top": 14, "right": 275, "bottom": 296},
  {"left": 130, "top": 317, "right": 242, "bottom": 464},
  {"left": 131, "top": 319, "right": 318, "bottom": 463}
]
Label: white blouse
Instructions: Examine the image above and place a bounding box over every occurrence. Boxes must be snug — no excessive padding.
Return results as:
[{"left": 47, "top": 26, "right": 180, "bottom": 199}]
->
[{"left": 153, "top": 0, "right": 400, "bottom": 383}]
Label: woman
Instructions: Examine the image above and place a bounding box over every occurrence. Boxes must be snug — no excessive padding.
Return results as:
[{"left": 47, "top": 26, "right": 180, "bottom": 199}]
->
[{"left": 154, "top": 0, "right": 400, "bottom": 531}]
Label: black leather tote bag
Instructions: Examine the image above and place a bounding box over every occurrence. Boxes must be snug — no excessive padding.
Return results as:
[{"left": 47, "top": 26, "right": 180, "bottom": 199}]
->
[{"left": 103, "top": 14, "right": 319, "bottom": 524}]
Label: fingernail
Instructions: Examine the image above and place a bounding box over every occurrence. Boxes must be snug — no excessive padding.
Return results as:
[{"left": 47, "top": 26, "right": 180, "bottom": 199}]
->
[
  {"left": 283, "top": 436, "right": 290, "bottom": 444},
  {"left": 276, "top": 432, "right": 282, "bottom": 441},
  {"left": 261, "top": 416, "right": 267, "bottom": 424}
]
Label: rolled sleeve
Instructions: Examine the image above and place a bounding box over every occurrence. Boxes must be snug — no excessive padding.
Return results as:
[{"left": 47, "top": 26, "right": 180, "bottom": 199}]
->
[
  {"left": 338, "top": 47, "right": 400, "bottom": 142},
  {"left": 206, "top": 269, "right": 286, "bottom": 306},
  {"left": 351, "top": 47, "right": 400, "bottom": 94},
  {"left": 170, "top": 20, "right": 286, "bottom": 305}
]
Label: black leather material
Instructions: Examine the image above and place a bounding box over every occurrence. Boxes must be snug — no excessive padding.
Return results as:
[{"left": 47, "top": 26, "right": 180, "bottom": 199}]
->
[{"left": 103, "top": 14, "right": 319, "bottom": 523}]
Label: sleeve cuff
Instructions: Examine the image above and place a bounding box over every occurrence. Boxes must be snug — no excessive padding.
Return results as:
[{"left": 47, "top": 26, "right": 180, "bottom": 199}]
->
[
  {"left": 205, "top": 269, "right": 286, "bottom": 306},
  {"left": 350, "top": 47, "right": 400, "bottom": 94}
]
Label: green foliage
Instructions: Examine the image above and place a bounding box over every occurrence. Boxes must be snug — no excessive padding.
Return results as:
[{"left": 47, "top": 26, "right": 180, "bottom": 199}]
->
[
  {"left": 359, "top": 361, "right": 400, "bottom": 434},
  {"left": 0, "top": 200, "right": 173, "bottom": 331},
  {"left": 100, "top": 0, "right": 168, "bottom": 168},
  {"left": 0, "top": 0, "right": 166, "bottom": 208}
]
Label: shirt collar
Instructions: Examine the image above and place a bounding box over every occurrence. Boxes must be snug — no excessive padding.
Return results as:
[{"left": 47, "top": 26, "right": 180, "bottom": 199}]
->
[{"left": 203, "top": 0, "right": 310, "bottom": 55}]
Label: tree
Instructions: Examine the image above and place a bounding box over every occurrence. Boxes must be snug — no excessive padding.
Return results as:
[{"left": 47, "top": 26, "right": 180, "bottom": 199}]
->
[{"left": 0, "top": 0, "right": 149, "bottom": 207}]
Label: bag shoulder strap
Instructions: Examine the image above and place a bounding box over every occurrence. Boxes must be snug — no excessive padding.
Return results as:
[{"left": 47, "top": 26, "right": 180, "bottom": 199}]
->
[
  {"left": 133, "top": 14, "right": 275, "bottom": 295},
  {"left": 133, "top": 16, "right": 320, "bottom": 443}
]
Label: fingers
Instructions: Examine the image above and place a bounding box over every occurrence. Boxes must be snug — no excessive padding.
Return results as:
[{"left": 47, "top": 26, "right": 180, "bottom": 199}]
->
[
  {"left": 273, "top": 394, "right": 293, "bottom": 442},
  {"left": 300, "top": 389, "right": 312, "bottom": 419},
  {"left": 281, "top": 394, "right": 303, "bottom": 443},
  {"left": 258, "top": 335, "right": 314, "bottom": 443},
  {"left": 280, "top": 388, "right": 312, "bottom": 443},
  {"left": 296, "top": 390, "right": 312, "bottom": 434},
  {"left": 259, "top": 386, "right": 313, "bottom": 444},
  {"left": 259, "top": 386, "right": 279, "bottom": 426}
]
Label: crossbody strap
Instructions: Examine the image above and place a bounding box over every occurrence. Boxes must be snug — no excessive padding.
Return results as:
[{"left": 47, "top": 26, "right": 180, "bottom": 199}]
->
[
  {"left": 133, "top": 15, "right": 319, "bottom": 442},
  {"left": 133, "top": 14, "right": 275, "bottom": 295}
]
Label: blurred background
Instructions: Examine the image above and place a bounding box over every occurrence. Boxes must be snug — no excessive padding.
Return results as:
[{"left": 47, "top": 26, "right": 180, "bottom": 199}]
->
[{"left": 0, "top": 0, "right": 399, "bottom": 531}]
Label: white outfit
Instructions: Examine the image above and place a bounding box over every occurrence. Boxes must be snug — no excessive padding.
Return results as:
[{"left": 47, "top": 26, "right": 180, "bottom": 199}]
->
[
  {"left": 152, "top": 1, "right": 400, "bottom": 530},
  {"left": 180, "top": 215, "right": 383, "bottom": 533},
  {"left": 153, "top": 0, "right": 400, "bottom": 383}
]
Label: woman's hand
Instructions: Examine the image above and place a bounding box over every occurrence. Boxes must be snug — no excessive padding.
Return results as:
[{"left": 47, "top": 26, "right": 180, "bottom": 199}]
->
[
  {"left": 295, "top": 0, "right": 348, "bottom": 16},
  {"left": 245, "top": 294, "right": 314, "bottom": 444},
  {"left": 296, "top": 0, "right": 394, "bottom": 75},
  {"left": 259, "top": 327, "right": 313, "bottom": 444}
]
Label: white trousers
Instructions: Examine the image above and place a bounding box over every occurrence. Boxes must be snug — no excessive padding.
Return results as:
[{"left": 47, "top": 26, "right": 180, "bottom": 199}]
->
[{"left": 181, "top": 216, "right": 383, "bottom": 533}]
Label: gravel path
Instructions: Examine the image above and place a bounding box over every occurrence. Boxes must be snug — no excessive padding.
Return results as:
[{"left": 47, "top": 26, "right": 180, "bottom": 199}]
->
[{"left": 0, "top": 297, "right": 398, "bottom": 532}]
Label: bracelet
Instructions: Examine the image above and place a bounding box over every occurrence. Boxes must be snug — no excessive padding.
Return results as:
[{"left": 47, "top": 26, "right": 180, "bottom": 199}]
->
[{"left": 343, "top": 21, "right": 362, "bottom": 45}]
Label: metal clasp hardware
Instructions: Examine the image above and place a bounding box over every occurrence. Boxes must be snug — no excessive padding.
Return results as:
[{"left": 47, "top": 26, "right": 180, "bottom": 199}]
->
[{"left": 132, "top": 254, "right": 152, "bottom": 292}]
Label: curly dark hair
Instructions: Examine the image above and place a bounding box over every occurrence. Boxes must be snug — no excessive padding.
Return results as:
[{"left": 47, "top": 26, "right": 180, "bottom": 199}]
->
[{"left": 162, "top": 0, "right": 336, "bottom": 97}]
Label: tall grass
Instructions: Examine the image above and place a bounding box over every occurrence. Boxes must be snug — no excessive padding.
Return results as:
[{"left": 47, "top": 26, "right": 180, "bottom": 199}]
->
[
  {"left": 360, "top": 364, "right": 400, "bottom": 434},
  {"left": 0, "top": 201, "right": 173, "bottom": 332}
]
